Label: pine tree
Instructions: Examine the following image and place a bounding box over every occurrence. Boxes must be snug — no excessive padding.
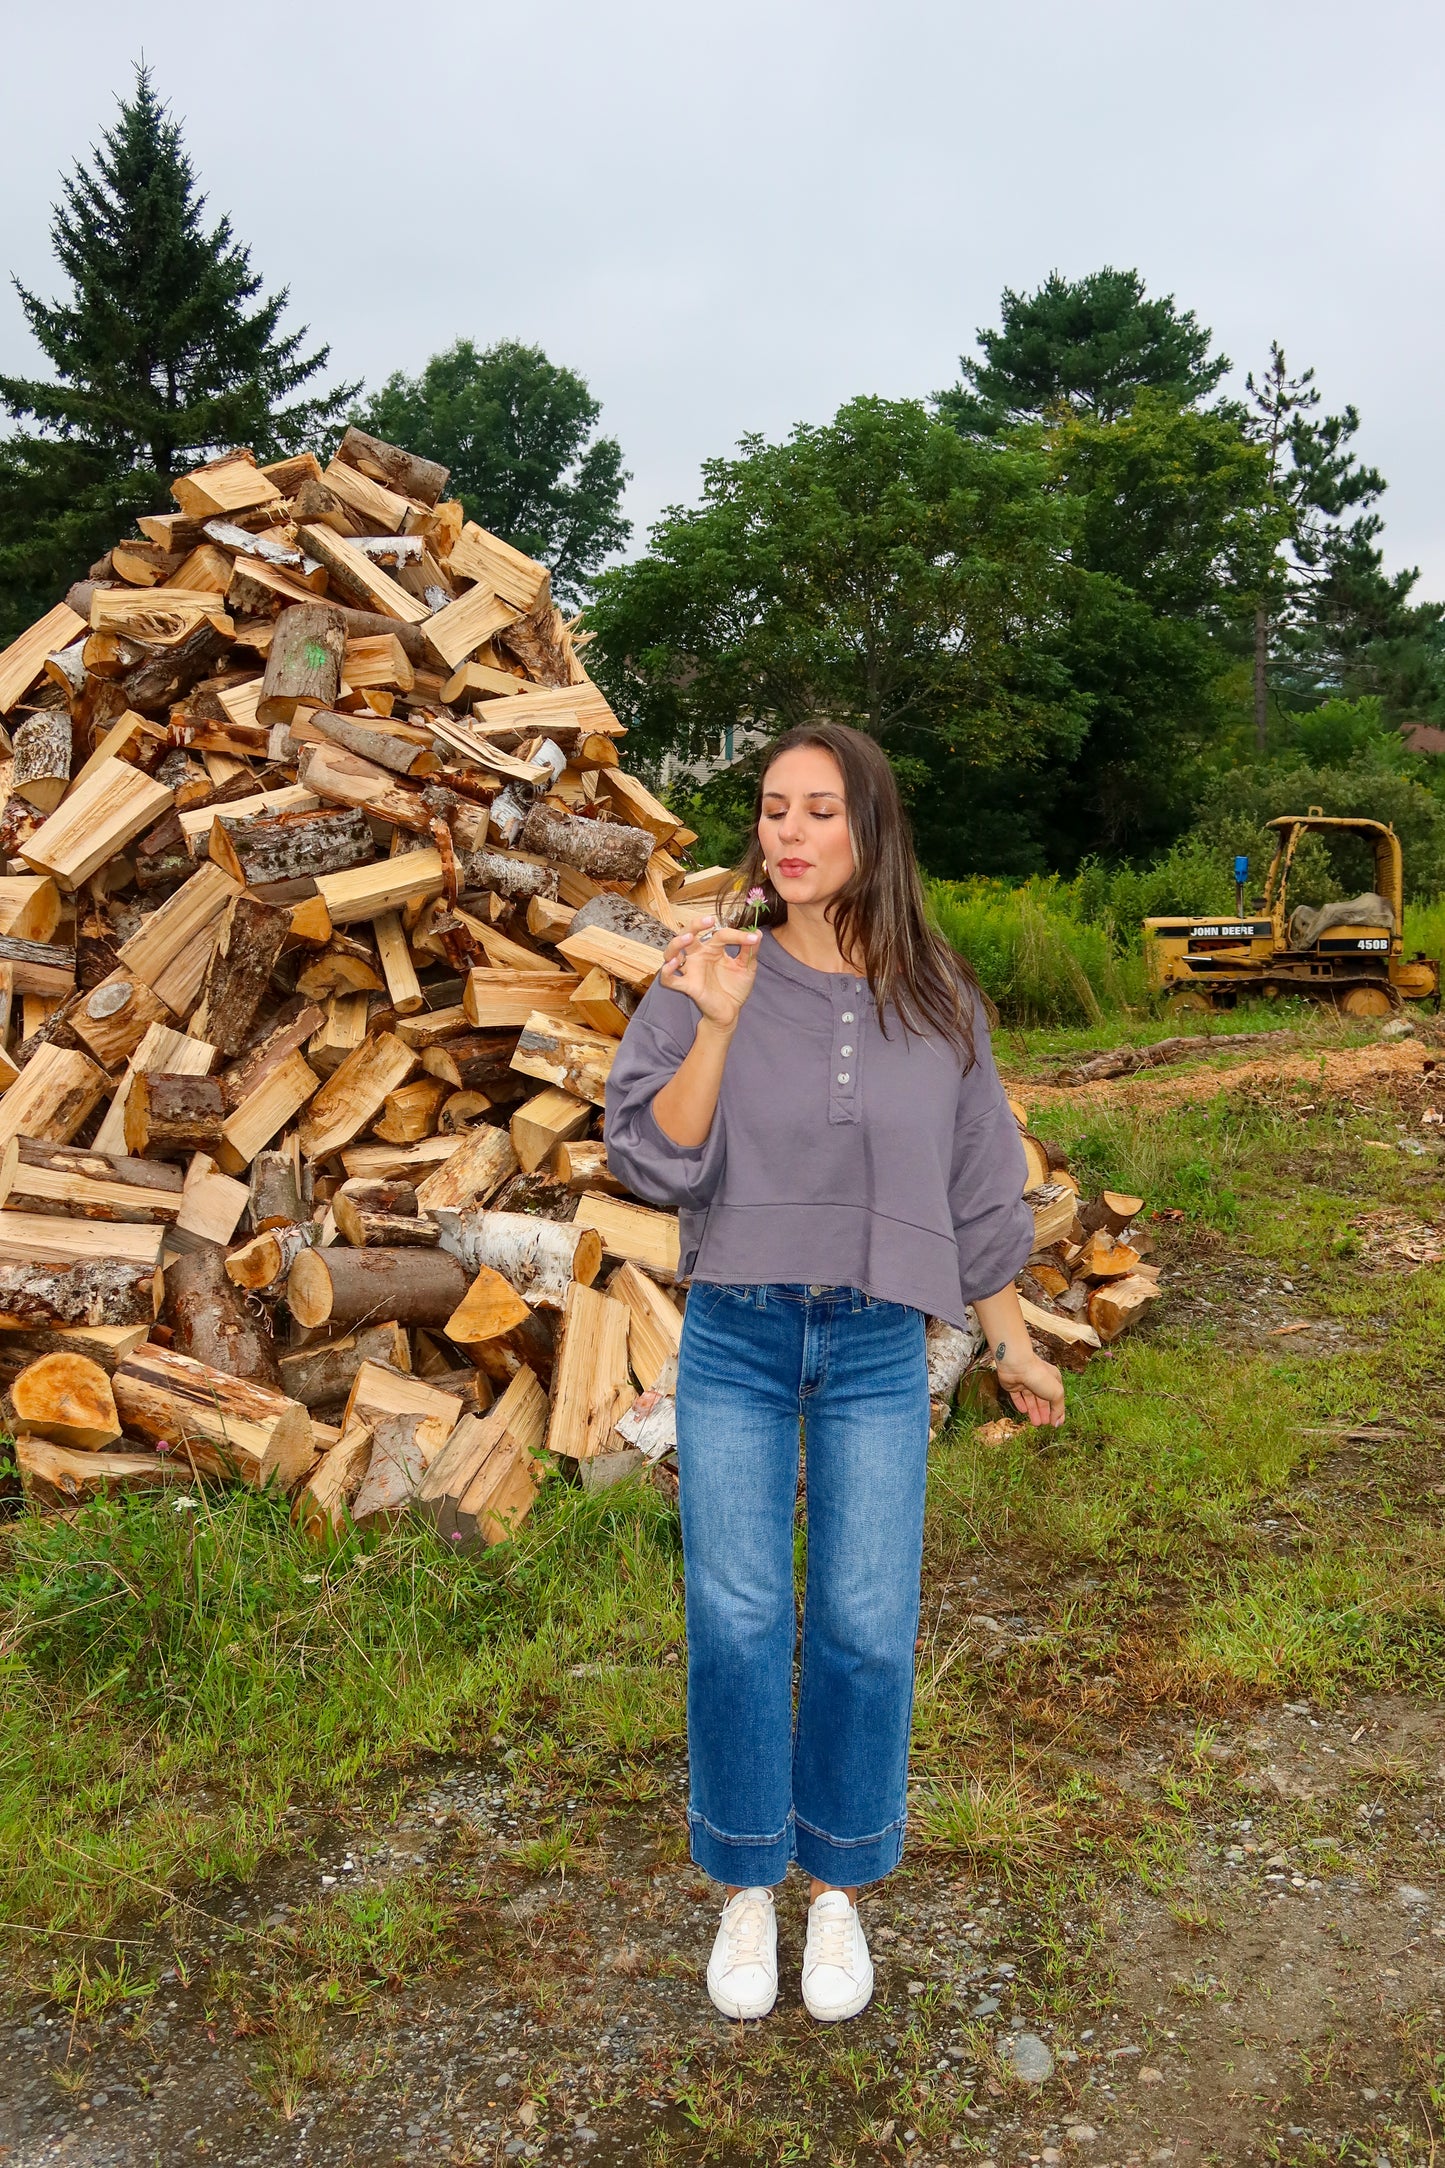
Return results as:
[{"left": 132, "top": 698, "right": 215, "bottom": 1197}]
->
[{"left": 0, "top": 65, "right": 355, "bottom": 637}]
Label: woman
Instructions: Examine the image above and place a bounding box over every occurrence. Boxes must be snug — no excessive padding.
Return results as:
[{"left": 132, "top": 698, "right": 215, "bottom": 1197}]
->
[{"left": 604, "top": 722, "right": 1065, "bottom": 2025}]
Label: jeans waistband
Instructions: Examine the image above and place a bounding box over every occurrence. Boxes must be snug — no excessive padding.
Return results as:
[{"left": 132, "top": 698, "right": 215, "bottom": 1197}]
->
[{"left": 702, "top": 1283, "right": 875, "bottom": 1311}]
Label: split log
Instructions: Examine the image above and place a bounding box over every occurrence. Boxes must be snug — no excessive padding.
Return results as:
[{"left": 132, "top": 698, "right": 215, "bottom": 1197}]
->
[
  {"left": 173, "top": 1151, "right": 248, "bottom": 1249},
  {"left": 220, "top": 1004, "right": 325, "bottom": 1112},
  {"left": 566, "top": 892, "right": 671, "bottom": 950},
  {"left": 1073, "top": 1229, "right": 1143, "bottom": 1281},
  {"left": 609, "top": 1260, "right": 682, "bottom": 1391},
  {"left": 1017, "top": 1296, "right": 1102, "bottom": 1367},
  {"left": 69, "top": 968, "right": 171, "bottom": 1069},
  {"left": 350, "top": 1412, "right": 433, "bottom": 1528},
  {"left": 335, "top": 426, "right": 449, "bottom": 507},
  {"left": 419, "top": 1036, "right": 515, "bottom": 1101},
  {"left": 374, "top": 909, "right": 423, "bottom": 1016},
  {"left": 11, "top": 1352, "right": 122, "bottom": 1451},
  {"left": 572, "top": 1193, "right": 680, "bottom": 1278},
  {"left": 547, "top": 1281, "right": 632, "bottom": 1460},
  {"left": 518, "top": 800, "right": 654, "bottom": 885},
  {"left": 333, "top": 1188, "right": 439, "bottom": 1247},
  {"left": 224, "top": 1222, "right": 311, "bottom": 1293},
  {"left": 313, "top": 848, "right": 446, "bottom": 928},
  {"left": 297, "top": 945, "right": 384, "bottom": 1000},
  {"left": 1087, "top": 1273, "right": 1162, "bottom": 1342},
  {"left": 123, "top": 1072, "right": 226, "bottom": 1159},
  {"left": 93, "top": 1024, "right": 216, "bottom": 1158},
  {"left": 549, "top": 1138, "right": 626, "bottom": 1195},
  {"left": 373, "top": 1078, "right": 448, "bottom": 1145},
  {"left": 510, "top": 1088, "right": 591, "bottom": 1173},
  {"left": 342, "top": 1360, "right": 462, "bottom": 1436},
  {"left": 0, "top": 933, "right": 76, "bottom": 1001},
  {"left": 115, "top": 860, "right": 242, "bottom": 1016},
  {"left": 164, "top": 1247, "right": 281, "bottom": 1386},
  {"left": 211, "top": 804, "right": 373, "bottom": 888},
  {"left": 569, "top": 968, "right": 634, "bottom": 1037},
  {"left": 1079, "top": 1190, "right": 1146, "bottom": 1238},
  {"left": 413, "top": 1368, "right": 549, "bottom": 1547},
  {"left": 20, "top": 756, "right": 173, "bottom": 891},
  {"left": 16, "top": 1435, "right": 190, "bottom": 1509},
  {"left": 297, "top": 525, "right": 429, "bottom": 623},
  {"left": 442, "top": 1263, "right": 533, "bottom": 1347},
  {"left": 0, "top": 1044, "right": 108, "bottom": 1150},
  {"left": 10, "top": 711, "right": 73, "bottom": 813},
  {"left": 286, "top": 1245, "right": 470, "bottom": 1330},
  {"left": 412, "top": 1120, "right": 518, "bottom": 1212},
  {"left": 249, "top": 1146, "right": 302, "bottom": 1231},
  {"left": 1028, "top": 1184, "right": 1077, "bottom": 1250},
  {"left": 0, "top": 1256, "right": 160, "bottom": 1329},
  {"left": 490, "top": 1170, "right": 575, "bottom": 1220},
  {"left": 462, "top": 973, "right": 576, "bottom": 1031},
  {"left": 219, "top": 1048, "right": 320, "bottom": 1168},
  {"left": 190, "top": 895, "right": 290, "bottom": 1057},
  {"left": 432, "top": 1207, "right": 600, "bottom": 1310},
  {"left": 456, "top": 848, "right": 559, "bottom": 906},
  {"left": 278, "top": 1322, "right": 410, "bottom": 1411},
  {"left": 0, "top": 1136, "right": 184, "bottom": 1223},
  {"left": 300, "top": 709, "right": 440, "bottom": 779},
  {"left": 297, "top": 1031, "right": 419, "bottom": 1159},
  {"left": 296, "top": 740, "right": 431, "bottom": 831},
  {"left": 257, "top": 604, "right": 345, "bottom": 726},
  {"left": 556, "top": 923, "right": 665, "bottom": 993},
  {"left": 308, "top": 995, "right": 369, "bottom": 1081},
  {"left": 0, "top": 1322, "right": 150, "bottom": 1378},
  {"left": 440, "top": 1091, "right": 489, "bottom": 1131},
  {"left": 509, "top": 1010, "right": 616, "bottom": 1108},
  {"left": 526, "top": 895, "right": 576, "bottom": 942},
  {"left": 111, "top": 1343, "right": 314, "bottom": 1488},
  {"left": 293, "top": 1422, "right": 374, "bottom": 1542}
]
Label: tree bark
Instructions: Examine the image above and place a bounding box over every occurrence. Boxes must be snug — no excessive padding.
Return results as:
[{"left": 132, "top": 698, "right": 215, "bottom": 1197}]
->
[
  {"left": 212, "top": 805, "right": 373, "bottom": 888},
  {"left": 300, "top": 710, "right": 440, "bottom": 779},
  {"left": 258, "top": 604, "right": 345, "bottom": 727},
  {"left": 11, "top": 712, "right": 73, "bottom": 813},
  {"left": 124, "top": 1073, "right": 226, "bottom": 1159},
  {"left": 455, "top": 848, "right": 559, "bottom": 906},
  {"left": 277, "top": 1322, "right": 411, "bottom": 1411},
  {"left": 286, "top": 1245, "right": 470, "bottom": 1330},
  {"left": 0, "top": 1257, "right": 160, "bottom": 1328},
  {"left": 432, "top": 1207, "right": 601, "bottom": 1310},
  {"left": 191, "top": 895, "right": 290, "bottom": 1057},
  {"left": 336, "top": 427, "right": 449, "bottom": 507},
  {"left": 567, "top": 892, "right": 671, "bottom": 950},
  {"left": 111, "top": 1343, "right": 313, "bottom": 1488},
  {"left": 519, "top": 801, "right": 654, "bottom": 884},
  {"left": 249, "top": 1146, "right": 303, "bottom": 1231},
  {"left": 164, "top": 1247, "right": 281, "bottom": 1387}
]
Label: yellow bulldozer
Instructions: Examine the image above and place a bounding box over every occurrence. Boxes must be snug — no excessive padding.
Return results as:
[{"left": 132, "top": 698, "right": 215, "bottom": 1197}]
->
[{"left": 1144, "top": 810, "right": 1440, "bottom": 1018}]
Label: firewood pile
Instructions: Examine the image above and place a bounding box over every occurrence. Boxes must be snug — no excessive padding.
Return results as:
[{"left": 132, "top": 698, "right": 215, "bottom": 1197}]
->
[
  {"left": 925, "top": 1099, "right": 1164, "bottom": 1431},
  {"left": 0, "top": 430, "right": 1162, "bottom": 1544}
]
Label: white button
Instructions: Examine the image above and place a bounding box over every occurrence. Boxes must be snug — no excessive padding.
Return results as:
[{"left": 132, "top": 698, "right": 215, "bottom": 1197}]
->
[
  {"left": 837, "top": 1071, "right": 850, "bottom": 1084},
  {"left": 840, "top": 1044, "right": 853, "bottom": 1056},
  {"left": 841, "top": 1010, "right": 855, "bottom": 1022}
]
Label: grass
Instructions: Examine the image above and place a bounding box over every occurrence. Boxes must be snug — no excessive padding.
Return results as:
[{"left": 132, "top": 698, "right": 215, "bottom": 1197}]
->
[{"left": 3, "top": 1015, "right": 1445, "bottom": 2161}]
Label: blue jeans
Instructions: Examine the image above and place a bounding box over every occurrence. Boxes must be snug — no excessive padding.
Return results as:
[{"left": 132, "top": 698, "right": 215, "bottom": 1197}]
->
[{"left": 676, "top": 1282, "right": 930, "bottom": 1889}]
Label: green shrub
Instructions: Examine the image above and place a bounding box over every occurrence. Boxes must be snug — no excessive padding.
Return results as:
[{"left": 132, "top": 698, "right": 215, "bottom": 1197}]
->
[{"left": 927, "top": 876, "right": 1144, "bottom": 1025}]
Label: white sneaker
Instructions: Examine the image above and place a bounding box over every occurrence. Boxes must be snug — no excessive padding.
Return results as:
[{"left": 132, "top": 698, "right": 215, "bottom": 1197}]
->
[
  {"left": 801, "top": 1889, "right": 873, "bottom": 2021},
  {"left": 706, "top": 1886, "right": 778, "bottom": 2019}
]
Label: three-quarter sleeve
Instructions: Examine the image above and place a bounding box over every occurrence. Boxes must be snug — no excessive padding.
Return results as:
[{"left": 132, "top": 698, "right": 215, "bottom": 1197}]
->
[
  {"left": 602, "top": 978, "right": 728, "bottom": 1211},
  {"left": 948, "top": 1007, "right": 1035, "bottom": 1305}
]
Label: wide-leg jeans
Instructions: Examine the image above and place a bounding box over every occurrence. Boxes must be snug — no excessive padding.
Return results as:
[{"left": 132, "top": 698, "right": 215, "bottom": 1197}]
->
[{"left": 675, "top": 1282, "right": 931, "bottom": 1889}]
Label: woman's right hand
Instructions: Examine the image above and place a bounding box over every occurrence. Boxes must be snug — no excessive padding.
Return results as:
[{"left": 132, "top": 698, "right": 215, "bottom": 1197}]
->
[{"left": 659, "top": 920, "right": 762, "bottom": 1032}]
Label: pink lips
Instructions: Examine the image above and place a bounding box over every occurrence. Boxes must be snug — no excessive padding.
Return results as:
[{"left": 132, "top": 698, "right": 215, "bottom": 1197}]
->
[{"left": 776, "top": 859, "right": 810, "bottom": 876}]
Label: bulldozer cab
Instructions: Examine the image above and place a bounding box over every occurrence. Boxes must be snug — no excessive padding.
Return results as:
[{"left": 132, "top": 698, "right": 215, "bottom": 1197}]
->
[{"left": 1262, "top": 810, "right": 1403, "bottom": 949}]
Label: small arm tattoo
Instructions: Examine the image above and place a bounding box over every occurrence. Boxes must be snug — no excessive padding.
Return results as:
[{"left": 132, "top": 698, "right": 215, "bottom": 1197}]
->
[{"left": 995, "top": 1340, "right": 1007, "bottom": 1362}]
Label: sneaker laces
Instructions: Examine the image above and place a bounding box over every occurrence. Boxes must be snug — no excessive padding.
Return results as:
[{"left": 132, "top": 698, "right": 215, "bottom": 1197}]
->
[
  {"left": 719, "top": 1892, "right": 771, "bottom": 1968},
  {"left": 809, "top": 1902, "right": 857, "bottom": 1970}
]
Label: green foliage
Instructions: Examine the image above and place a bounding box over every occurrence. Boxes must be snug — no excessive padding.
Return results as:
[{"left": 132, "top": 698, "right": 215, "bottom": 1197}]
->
[
  {"left": 926, "top": 877, "right": 1143, "bottom": 1025},
  {"left": 0, "top": 66, "right": 354, "bottom": 642},
  {"left": 938, "top": 265, "right": 1229, "bottom": 432},
  {"left": 587, "top": 395, "right": 1086, "bottom": 781},
  {"left": 352, "top": 339, "right": 629, "bottom": 605}
]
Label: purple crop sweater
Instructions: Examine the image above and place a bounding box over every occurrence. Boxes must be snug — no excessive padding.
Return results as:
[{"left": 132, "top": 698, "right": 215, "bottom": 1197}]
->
[{"left": 602, "top": 931, "right": 1033, "bottom": 1328}]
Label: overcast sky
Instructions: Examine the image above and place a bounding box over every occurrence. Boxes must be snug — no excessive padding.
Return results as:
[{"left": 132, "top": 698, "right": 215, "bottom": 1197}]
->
[{"left": 2, "top": 0, "right": 1442, "bottom": 590}]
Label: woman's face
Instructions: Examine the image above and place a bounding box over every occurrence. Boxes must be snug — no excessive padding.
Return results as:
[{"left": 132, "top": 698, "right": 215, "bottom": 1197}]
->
[{"left": 758, "top": 746, "right": 855, "bottom": 909}]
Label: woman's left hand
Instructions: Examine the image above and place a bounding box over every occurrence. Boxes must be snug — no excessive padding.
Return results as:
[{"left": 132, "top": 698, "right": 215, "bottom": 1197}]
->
[{"left": 995, "top": 1345, "right": 1066, "bottom": 1428}]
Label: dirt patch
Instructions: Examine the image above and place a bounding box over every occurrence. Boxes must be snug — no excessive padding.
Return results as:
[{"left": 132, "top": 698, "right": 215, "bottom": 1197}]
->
[{"left": 1022, "top": 1037, "right": 1436, "bottom": 1113}]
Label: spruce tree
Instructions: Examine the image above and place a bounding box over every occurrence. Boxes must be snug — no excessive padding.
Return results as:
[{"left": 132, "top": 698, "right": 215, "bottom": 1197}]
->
[{"left": 0, "top": 65, "right": 355, "bottom": 637}]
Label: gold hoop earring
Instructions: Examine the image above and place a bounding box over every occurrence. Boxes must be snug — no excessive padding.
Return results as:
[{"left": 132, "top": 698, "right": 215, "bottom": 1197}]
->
[{"left": 761, "top": 858, "right": 768, "bottom": 876}]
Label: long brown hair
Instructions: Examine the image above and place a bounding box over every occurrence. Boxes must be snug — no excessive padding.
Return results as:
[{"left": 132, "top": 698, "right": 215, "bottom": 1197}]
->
[{"left": 727, "top": 721, "right": 990, "bottom": 1068}]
